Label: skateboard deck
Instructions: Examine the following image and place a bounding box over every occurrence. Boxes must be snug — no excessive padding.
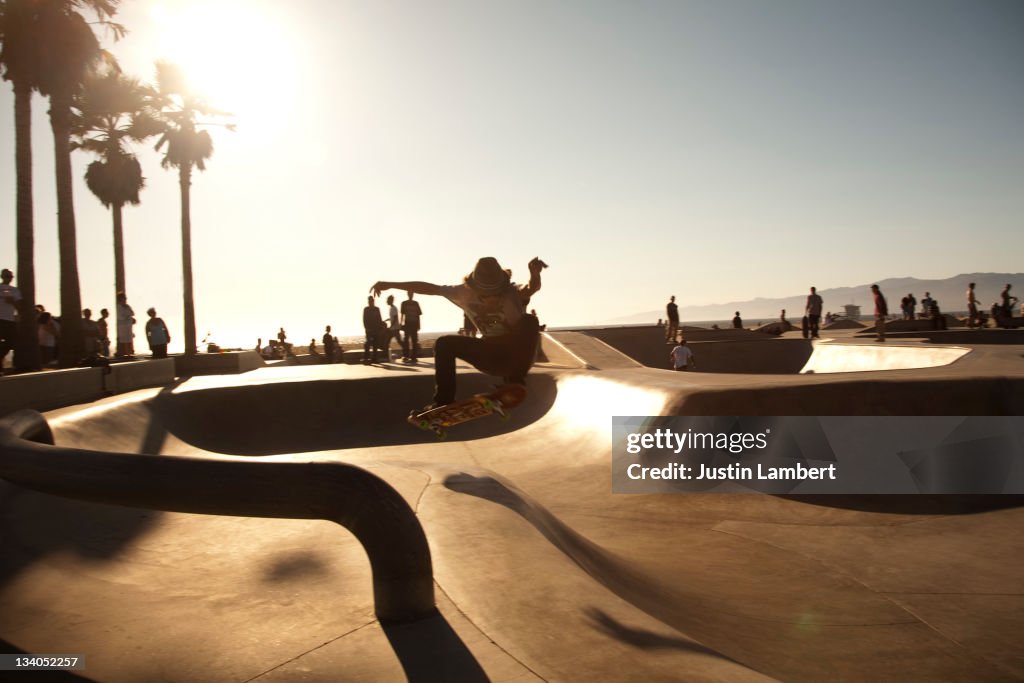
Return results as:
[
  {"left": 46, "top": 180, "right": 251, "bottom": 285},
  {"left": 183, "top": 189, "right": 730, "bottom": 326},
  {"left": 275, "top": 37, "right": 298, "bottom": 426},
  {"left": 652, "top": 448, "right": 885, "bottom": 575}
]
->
[
  {"left": 801, "top": 315, "right": 809, "bottom": 339},
  {"left": 408, "top": 384, "right": 528, "bottom": 439}
]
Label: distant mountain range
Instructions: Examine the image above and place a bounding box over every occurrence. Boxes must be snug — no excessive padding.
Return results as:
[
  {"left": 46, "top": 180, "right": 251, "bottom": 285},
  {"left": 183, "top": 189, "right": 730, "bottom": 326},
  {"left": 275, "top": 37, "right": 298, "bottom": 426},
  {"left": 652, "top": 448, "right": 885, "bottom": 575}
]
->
[{"left": 605, "top": 273, "right": 1023, "bottom": 324}]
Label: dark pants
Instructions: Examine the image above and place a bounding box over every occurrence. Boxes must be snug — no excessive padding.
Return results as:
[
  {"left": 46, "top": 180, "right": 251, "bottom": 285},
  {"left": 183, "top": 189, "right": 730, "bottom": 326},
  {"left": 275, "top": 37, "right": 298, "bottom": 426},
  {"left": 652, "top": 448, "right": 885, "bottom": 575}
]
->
[
  {"left": 402, "top": 327, "right": 419, "bottom": 360},
  {"left": 0, "top": 319, "right": 15, "bottom": 365},
  {"left": 432, "top": 323, "right": 539, "bottom": 405},
  {"left": 808, "top": 314, "right": 820, "bottom": 338},
  {"left": 150, "top": 344, "right": 167, "bottom": 359},
  {"left": 363, "top": 330, "right": 384, "bottom": 362}
]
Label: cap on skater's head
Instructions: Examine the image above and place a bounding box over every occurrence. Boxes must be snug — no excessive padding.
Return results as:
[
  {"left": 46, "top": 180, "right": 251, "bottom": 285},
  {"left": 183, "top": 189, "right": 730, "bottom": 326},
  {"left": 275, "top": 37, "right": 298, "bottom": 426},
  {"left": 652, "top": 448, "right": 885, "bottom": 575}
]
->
[{"left": 465, "top": 257, "right": 511, "bottom": 294}]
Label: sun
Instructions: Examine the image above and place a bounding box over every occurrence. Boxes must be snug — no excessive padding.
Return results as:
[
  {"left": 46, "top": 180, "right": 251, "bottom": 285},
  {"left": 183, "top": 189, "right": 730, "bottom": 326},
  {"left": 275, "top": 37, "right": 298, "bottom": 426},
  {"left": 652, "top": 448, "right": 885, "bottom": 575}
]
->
[{"left": 149, "top": 0, "right": 299, "bottom": 131}]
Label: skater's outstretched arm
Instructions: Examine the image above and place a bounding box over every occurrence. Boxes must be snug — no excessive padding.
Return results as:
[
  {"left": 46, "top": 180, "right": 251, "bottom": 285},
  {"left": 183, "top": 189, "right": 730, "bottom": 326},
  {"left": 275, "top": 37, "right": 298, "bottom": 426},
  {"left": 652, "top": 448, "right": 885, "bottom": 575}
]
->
[
  {"left": 371, "top": 281, "right": 442, "bottom": 297},
  {"left": 522, "top": 257, "right": 547, "bottom": 297}
]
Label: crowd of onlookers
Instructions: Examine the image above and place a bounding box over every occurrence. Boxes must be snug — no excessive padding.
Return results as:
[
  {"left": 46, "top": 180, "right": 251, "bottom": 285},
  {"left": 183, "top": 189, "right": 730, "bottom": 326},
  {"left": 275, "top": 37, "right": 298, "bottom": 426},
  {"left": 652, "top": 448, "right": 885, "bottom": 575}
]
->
[{"left": 0, "top": 268, "right": 170, "bottom": 374}]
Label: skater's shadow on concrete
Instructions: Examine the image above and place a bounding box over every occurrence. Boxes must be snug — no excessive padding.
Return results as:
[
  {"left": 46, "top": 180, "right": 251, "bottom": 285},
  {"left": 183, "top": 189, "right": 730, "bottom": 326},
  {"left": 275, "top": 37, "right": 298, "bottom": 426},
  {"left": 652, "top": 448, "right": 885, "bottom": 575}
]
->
[{"left": 584, "top": 607, "right": 720, "bottom": 656}]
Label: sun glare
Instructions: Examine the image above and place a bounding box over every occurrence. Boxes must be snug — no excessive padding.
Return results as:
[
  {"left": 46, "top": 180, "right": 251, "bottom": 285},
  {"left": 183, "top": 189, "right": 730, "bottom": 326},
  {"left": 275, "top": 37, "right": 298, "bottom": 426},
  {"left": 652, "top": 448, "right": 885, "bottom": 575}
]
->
[{"left": 149, "top": 0, "right": 298, "bottom": 131}]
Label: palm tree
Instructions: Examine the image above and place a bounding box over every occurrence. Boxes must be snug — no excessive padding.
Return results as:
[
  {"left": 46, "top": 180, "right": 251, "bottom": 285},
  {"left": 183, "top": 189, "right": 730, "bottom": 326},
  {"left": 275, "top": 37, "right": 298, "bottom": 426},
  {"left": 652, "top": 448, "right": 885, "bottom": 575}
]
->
[
  {"left": 34, "top": 0, "right": 123, "bottom": 367},
  {"left": 153, "top": 61, "right": 233, "bottom": 356},
  {"left": 72, "top": 65, "right": 162, "bottom": 304},
  {"left": 0, "top": 0, "right": 43, "bottom": 371}
]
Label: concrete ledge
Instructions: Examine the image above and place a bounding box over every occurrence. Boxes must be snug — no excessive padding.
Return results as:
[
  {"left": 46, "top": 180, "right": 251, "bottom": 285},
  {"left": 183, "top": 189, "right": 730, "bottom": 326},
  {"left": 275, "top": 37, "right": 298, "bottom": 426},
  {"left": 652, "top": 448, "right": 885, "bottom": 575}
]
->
[
  {"left": 174, "top": 351, "right": 265, "bottom": 376},
  {"left": 106, "top": 358, "right": 176, "bottom": 394},
  {"left": 0, "top": 367, "right": 106, "bottom": 416}
]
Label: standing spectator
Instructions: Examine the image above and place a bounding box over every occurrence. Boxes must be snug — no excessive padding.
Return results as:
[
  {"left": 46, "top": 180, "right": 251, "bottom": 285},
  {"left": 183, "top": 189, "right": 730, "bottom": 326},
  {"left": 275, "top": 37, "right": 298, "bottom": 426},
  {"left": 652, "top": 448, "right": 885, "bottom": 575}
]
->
[
  {"left": 0, "top": 268, "right": 21, "bottom": 371},
  {"left": 116, "top": 292, "right": 135, "bottom": 358},
  {"left": 362, "top": 295, "right": 384, "bottom": 364},
  {"left": 669, "top": 337, "right": 696, "bottom": 371},
  {"left": 907, "top": 293, "right": 917, "bottom": 320},
  {"left": 805, "top": 287, "right": 823, "bottom": 339},
  {"left": 97, "top": 308, "right": 111, "bottom": 356},
  {"left": 385, "top": 294, "right": 402, "bottom": 360},
  {"left": 928, "top": 298, "right": 946, "bottom": 330},
  {"left": 322, "top": 325, "right": 336, "bottom": 364},
  {"left": 920, "top": 292, "right": 934, "bottom": 319},
  {"left": 900, "top": 295, "right": 911, "bottom": 321},
  {"left": 38, "top": 312, "right": 58, "bottom": 365},
  {"left": 871, "top": 284, "right": 888, "bottom": 342},
  {"left": 732, "top": 311, "right": 743, "bottom": 329},
  {"left": 400, "top": 291, "right": 423, "bottom": 363},
  {"left": 145, "top": 308, "right": 170, "bottom": 359},
  {"left": 966, "top": 282, "right": 981, "bottom": 328},
  {"left": 82, "top": 309, "right": 101, "bottom": 357},
  {"left": 665, "top": 296, "right": 679, "bottom": 343},
  {"left": 1000, "top": 284, "right": 1018, "bottom": 319}
]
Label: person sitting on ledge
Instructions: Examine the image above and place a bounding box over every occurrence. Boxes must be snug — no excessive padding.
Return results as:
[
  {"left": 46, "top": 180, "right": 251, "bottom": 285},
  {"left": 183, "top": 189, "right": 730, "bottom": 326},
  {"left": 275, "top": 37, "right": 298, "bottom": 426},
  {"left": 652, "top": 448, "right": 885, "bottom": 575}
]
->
[{"left": 372, "top": 256, "right": 546, "bottom": 409}]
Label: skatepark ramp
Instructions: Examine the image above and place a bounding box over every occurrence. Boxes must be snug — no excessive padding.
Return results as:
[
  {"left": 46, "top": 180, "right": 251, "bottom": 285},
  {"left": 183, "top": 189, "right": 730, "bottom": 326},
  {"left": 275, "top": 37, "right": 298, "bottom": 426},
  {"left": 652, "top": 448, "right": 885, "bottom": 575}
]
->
[
  {"left": 2, "top": 354, "right": 1023, "bottom": 681},
  {"left": 799, "top": 342, "right": 970, "bottom": 374}
]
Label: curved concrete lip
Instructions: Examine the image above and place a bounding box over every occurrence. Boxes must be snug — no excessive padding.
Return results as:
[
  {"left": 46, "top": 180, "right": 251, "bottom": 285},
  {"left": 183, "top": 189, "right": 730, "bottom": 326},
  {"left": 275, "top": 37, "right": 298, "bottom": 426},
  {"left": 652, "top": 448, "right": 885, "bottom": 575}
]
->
[
  {"left": 799, "top": 340, "right": 971, "bottom": 374},
  {"left": 1, "top": 332, "right": 1023, "bottom": 682}
]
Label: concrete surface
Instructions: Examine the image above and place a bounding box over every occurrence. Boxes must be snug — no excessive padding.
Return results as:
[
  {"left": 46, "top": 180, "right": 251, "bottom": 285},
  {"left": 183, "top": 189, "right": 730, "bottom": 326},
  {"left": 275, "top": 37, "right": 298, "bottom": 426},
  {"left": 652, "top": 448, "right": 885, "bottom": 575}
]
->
[{"left": 1, "top": 328, "right": 1023, "bottom": 682}]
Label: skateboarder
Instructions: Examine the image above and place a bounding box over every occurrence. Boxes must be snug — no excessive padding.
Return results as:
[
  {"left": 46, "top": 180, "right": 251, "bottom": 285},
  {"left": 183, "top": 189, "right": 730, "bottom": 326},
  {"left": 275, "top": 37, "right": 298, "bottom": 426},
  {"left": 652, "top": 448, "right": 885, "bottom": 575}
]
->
[{"left": 372, "top": 256, "right": 546, "bottom": 409}]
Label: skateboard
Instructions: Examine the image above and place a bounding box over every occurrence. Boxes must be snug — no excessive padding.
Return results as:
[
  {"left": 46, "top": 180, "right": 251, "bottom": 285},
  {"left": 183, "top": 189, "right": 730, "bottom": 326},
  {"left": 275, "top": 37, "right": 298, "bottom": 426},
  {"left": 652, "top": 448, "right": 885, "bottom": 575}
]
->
[
  {"left": 801, "top": 315, "right": 809, "bottom": 339},
  {"left": 407, "top": 384, "right": 528, "bottom": 439}
]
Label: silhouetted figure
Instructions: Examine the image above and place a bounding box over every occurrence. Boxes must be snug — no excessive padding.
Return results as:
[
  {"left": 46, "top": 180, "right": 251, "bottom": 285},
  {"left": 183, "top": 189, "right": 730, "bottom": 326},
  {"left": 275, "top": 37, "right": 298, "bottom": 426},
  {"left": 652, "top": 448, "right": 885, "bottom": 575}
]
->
[
  {"left": 732, "top": 311, "right": 743, "bottom": 329},
  {"left": 385, "top": 294, "right": 403, "bottom": 360},
  {"left": 372, "top": 256, "right": 546, "bottom": 408},
  {"left": 82, "top": 309, "right": 100, "bottom": 357},
  {"left": 921, "top": 292, "right": 934, "bottom": 319},
  {"left": 145, "top": 308, "right": 170, "bottom": 359},
  {"left": 116, "top": 292, "right": 135, "bottom": 358},
  {"left": 665, "top": 296, "right": 679, "bottom": 343},
  {"left": 98, "top": 308, "right": 111, "bottom": 357},
  {"left": 872, "top": 284, "right": 888, "bottom": 342},
  {"left": 1000, "top": 284, "right": 1018, "bottom": 323},
  {"left": 322, "top": 325, "right": 336, "bottom": 363},
  {"left": 928, "top": 299, "right": 946, "bottom": 330},
  {"left": 966, "top": 282, "right": 981, "bottom": 328},
  {"left": 0, "top": 268, "right": 21, "bottom": 371},
  {"left": 400, "top": 291, "right": 423, "bottom": 362},
  {"left": 805, "top": 287, "right": 823, "bottom": 339},
  {"left": 38, "top": 312, "right": 58, "bottom": 365},
  {"left": 362, "top": 296, "right": 385, "bottom": 363}
]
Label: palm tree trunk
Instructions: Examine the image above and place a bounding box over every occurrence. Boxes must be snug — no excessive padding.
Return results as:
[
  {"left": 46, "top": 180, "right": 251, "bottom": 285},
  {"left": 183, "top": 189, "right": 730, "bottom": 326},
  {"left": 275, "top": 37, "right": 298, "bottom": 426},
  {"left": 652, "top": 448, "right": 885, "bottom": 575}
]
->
[
  {"left": 49, "top": 92, "right": 84, "bottom": 367},
  {"left": 112, "top": 202, "right": 125, "bottom": 298},
  {"left": 12, "top": 80, "right": 40, "bottom": 372},
  {"left": 180, "top": 164, "right": 197, "bottom": 355}
]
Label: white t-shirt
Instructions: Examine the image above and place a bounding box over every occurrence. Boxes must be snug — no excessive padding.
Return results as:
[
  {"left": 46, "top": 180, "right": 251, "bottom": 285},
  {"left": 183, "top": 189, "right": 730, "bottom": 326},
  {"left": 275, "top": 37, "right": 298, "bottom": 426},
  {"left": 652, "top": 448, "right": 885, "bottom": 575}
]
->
[
  {"left": 437, "top": 283, "right": 529, "bottom": 337},
  {"left": 0, "top": 284, "right": 21, "bottom": 322},
  {"left": 117, "top": 303, "right": 135, "bottom": 339},
  {"left": 670, "top": 345, "right": 694, "bottom": 369},
  {"left": 388, "top": 304, "right": 399, "bottom": 328}
]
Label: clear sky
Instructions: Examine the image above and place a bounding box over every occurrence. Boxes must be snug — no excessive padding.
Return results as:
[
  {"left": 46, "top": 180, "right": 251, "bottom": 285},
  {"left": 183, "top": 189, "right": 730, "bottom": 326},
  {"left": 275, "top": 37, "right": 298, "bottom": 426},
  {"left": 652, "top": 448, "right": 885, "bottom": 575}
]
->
[{"left": 2, "top": 0, "right": 1022, "bottom": 350}]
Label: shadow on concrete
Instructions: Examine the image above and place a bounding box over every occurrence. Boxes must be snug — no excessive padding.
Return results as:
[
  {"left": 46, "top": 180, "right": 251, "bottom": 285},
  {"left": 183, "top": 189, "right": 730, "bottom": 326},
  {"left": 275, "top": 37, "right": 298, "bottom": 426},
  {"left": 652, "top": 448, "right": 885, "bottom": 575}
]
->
[
  {"left": 0, "top": 482, "right": 161, "bottom": 591},
  {"left": 443, "top": 473, "right": 744, "bottom": 668},
  {"left": 260, "top": 549, "right": 333, "bottom": 583},
  {"left": 583, "top": 607, "right": 724, "bottom": 657},
  {"left": 381, "top": 611, "right": 489, "bottom": 683}
]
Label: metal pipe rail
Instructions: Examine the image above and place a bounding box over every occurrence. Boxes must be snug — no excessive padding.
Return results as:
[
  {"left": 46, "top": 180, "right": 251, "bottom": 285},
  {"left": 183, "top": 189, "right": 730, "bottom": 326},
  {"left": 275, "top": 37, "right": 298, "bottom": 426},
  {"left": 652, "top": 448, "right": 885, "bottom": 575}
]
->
[{"left": 0, "top": 409, "right": 436, "bottom": 623}]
